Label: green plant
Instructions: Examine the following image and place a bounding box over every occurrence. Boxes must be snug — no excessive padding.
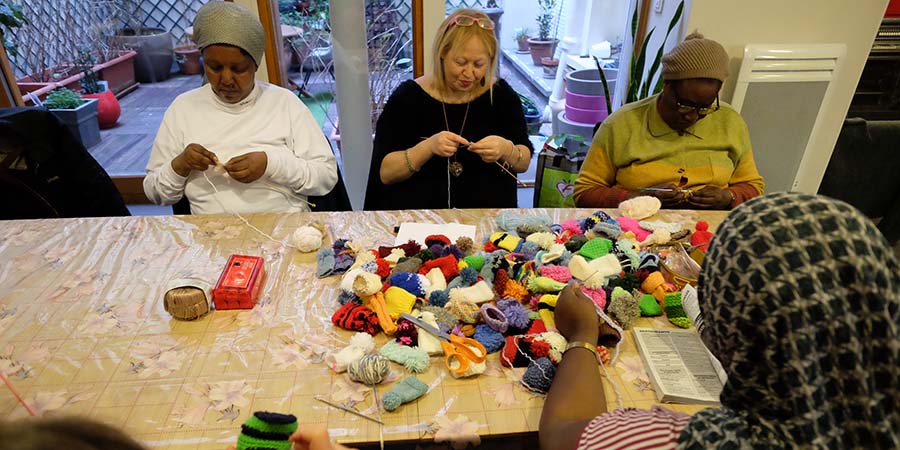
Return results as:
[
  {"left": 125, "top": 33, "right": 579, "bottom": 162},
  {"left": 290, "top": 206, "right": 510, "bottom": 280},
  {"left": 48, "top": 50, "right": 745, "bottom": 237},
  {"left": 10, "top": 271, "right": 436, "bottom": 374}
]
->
[
  {"left": 518, "top": 92, "right": 539, "bottom": 116},
  {"left": 593, "top": 56, "right": 613, "bottom": 115},
  {"left": 0, "top": 0, "right": 26, "bottom": 57},
  {"left": 76, "top": 49, "right": 102, "bottom": 95},
  {"left": 43, "top": 88, "right": 84, "bottom": 109},
  {"left": 514, "top": 27, "right": 531, "bottom": 40},
  {"left": 535, "top": 0, "right": 556, "bottom": 41},
  {"left": 626, "top": 0, "right": 684, "bottom": 103},
  {"left": 550, "top": 133, "right": 587, "bottom": 154}
]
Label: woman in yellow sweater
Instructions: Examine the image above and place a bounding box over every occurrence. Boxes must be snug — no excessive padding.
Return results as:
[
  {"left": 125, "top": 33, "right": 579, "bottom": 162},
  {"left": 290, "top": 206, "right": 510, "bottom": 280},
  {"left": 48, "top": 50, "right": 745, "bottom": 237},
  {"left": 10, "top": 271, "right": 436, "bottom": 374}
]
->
[{"left": 574, "top": 33, "right": 764, "bottom": 210}]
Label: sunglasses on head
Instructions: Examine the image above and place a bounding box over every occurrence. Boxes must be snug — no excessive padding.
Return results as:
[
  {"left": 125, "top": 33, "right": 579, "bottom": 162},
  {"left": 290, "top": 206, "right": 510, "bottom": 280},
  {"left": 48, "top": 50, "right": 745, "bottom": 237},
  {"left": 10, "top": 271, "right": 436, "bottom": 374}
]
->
[{"left": 449, "top": 15, "right": 495, "bottom": 30}]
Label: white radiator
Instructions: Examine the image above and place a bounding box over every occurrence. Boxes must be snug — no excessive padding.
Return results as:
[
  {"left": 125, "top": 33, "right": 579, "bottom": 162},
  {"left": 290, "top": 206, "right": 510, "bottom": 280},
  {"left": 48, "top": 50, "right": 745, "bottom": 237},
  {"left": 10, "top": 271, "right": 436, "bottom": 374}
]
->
[{"left": 731, "top": 44, "right": 846, "bottom": 193}]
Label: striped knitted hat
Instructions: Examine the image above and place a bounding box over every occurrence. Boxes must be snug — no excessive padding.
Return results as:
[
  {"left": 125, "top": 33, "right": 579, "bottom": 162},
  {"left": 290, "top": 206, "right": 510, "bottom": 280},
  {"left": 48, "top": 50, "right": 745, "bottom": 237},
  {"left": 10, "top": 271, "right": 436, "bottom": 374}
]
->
[
  {"left": 236, "top": 411, "right": 297, "bottom": 450},
  {"left": 661, "top": 32, "right": 729, "bottom": 82},
  {"left": 193, "top": 1, "right": 266, "bottom": 66}
]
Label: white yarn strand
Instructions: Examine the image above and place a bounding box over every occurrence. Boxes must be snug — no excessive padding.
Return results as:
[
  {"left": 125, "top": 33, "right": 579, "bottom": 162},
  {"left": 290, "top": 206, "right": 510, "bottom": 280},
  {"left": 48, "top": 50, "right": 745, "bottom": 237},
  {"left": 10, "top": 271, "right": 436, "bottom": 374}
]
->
[{"left": 201, "top": 171, "right": 296, "bottom": 249}]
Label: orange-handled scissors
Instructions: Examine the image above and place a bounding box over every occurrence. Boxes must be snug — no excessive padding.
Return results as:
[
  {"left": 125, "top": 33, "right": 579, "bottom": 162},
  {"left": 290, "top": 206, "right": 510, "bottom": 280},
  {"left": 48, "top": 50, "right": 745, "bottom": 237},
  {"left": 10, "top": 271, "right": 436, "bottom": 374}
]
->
[{"left": 401, "top": 313, "right": 486, "bottom": 375}]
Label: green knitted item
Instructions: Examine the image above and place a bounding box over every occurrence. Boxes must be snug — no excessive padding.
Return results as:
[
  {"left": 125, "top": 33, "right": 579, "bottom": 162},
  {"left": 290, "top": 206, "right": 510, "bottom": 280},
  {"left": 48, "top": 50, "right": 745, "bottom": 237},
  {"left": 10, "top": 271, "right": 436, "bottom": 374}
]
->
[
  {"left": 639, "top": 293, "right": 663, "bottom": 316},
  {"left": 527, "top": 276, "right": 567, "bottom": 293},
  {"left": 236, "top": 411, "right": 297, "bottom": 450},
  {"left": 664, "top": 292, "right": 692, "bottom": 328},
  {"left": 463, "top": 255, "right": 485, "bottom": 271},
  {"left": 383, "top": 376, "right": 428, "bottom": 411},
  {"left": 578, "top": 238, "right": 613, "bottom": 260},
  {"left": 379, "top": 340, "right": 429, "bottom": 373}
]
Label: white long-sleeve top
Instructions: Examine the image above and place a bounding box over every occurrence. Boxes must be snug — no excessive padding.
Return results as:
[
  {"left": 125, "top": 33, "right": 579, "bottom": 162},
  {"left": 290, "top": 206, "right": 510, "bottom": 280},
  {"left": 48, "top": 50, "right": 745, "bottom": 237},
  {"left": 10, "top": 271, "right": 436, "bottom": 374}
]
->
[{"left": 144, "top": 81, "right": 337, "bottom": 214}]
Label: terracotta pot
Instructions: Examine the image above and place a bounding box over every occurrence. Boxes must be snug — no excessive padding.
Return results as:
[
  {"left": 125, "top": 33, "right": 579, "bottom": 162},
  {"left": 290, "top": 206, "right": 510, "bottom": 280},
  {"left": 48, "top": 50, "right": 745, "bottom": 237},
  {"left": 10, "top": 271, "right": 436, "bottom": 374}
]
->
[
  {"left": 95, "top": 50, "right": 138, "bottom": 96},
  {"left": 18, "top": 68, "right": 85, "bottom": 105},
  {"left": 175, "top": 46, "right": 202, "bottom": 75},
  {"left": 516, "top": 37, "right": 530, "bottom": 53},
  {"left": 83, "top": 81, "right": 121, "bottom": 129},
  {"left": 542, "top": 57, "right": 560, "bottom": 79},
  {"left": 527, "top": 38, "right": 558, "bottom": 66}
]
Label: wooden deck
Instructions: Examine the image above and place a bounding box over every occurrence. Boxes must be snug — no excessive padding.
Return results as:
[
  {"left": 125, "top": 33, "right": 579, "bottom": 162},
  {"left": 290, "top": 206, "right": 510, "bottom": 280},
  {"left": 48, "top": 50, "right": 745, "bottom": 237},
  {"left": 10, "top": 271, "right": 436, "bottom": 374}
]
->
[{"left": 89, "top": 74, "right": 202, "bottom": 177}]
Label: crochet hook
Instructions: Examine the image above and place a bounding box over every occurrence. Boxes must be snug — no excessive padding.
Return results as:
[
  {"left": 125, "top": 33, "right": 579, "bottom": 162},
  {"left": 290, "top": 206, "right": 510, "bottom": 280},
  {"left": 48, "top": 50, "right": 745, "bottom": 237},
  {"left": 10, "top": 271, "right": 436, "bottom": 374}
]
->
[{"left": 314, "top": 396, "right": 385, "bottom": 424}]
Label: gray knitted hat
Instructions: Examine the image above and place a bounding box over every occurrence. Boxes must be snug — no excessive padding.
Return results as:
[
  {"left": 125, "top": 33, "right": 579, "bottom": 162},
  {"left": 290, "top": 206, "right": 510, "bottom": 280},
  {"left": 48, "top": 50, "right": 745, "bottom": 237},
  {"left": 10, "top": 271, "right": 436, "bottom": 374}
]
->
[
  {"left": 661, "top": 32, "right": 729, "bottom": 83},
  {"left": 193, "top": 1, "right": 265, "bottom": 66}
]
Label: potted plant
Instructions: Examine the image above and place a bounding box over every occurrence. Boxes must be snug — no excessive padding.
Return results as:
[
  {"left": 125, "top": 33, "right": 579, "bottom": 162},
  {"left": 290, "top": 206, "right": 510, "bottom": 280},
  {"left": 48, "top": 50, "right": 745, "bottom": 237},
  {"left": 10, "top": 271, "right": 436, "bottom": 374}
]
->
[
  {"left": 625, "top": 0, "right": 685, "bottom": 103},
  {"left": 518, "top": 91, "right": 542, "bottom": 135},
  {"left": 541, "top": 56, "right": 559, "bottom": 79},
  {"left": 87, "top": 0, "right": 138, "bottom": 96},
  {"left": 514, "top": 27, "right": 531, "bottom": 53},
  {"left": 174, "top": 39, "right": 202, "bottom": 75},
  {"left": 77, "top": 50, "right": 120, "bottom": 129},
  {"left": 42, "top": 88, "right": 101, "bottom": 148},
  {"left": 0, "top": 0, "right": 26, "bottom": 60},
  {"left": 528, "top": 0, "right": 559, "bottom": 66},
  {"left": 112, "top": 0, "right": 174, "bottom": 83}
]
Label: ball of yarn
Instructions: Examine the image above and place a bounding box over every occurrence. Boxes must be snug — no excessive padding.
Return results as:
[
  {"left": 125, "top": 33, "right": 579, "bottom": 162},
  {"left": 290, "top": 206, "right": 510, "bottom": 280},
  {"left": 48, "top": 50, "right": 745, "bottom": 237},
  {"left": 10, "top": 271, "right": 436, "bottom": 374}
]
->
[
  {"left": 522, "top": 357, "right": 557, "bottom": 393},
  {"left": 516, "top": 223, "right": 551, "bottom": 239},
  {"left": 496, "top": 210, "right": 552, "bottom": 233},
  {"left": 473, "top": 324, "right": 504, "bottom": 353},
  {"left": 618, "top": 196, "right": 662, "bottom": 220},
  {"left": 348, "top": 354, "right": 390, "bottom": 385},
  {"left": 291, "top": 226, "right": 324, "bottom": 252}
]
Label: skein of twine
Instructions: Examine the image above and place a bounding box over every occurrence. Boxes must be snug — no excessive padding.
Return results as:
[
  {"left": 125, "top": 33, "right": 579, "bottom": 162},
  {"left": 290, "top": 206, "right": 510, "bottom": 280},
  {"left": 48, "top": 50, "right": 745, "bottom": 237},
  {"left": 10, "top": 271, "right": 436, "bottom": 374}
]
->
[{"left": 348, "top": 355, "right": 389, "bottom": 385}]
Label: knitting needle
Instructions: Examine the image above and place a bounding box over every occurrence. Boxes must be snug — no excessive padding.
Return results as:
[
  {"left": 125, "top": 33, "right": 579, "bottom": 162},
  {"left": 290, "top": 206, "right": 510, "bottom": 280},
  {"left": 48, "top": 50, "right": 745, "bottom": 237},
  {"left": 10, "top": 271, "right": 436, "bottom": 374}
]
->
[
  {"left": 495, "top": 162, "right": 528, "bottom": 187},
  {"left": 638, "top": 187, "right": 693, "bottom": 193},
  {"left": 314, "top": 396, "right": 385, "bottom": 424}
]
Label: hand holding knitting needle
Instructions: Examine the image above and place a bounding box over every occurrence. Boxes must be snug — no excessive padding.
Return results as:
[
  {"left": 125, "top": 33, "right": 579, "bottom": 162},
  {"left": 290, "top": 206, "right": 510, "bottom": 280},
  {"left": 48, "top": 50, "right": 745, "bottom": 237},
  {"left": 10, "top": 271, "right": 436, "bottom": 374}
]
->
[
  {"left": 555, "top": 283, "right": 600, "bottom": 344},
  {"left": 427, "top": 131, "right": 469, "bottom": 157},
  {"left": 171, "top": 143, "right": 219, "bottom": 177},
  {"left": 466, "top": 135, "right": 511, "bottom": 164}
]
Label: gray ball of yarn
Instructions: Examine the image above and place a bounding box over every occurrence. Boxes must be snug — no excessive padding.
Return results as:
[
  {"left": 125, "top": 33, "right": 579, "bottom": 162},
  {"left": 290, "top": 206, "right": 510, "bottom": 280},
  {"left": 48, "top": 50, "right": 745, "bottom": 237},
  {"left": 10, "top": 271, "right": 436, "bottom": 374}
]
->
[
  {"left": 348, "top": 354, "right": 389, "bottom": 385},
  {"left": 522, "top": 357, "right": 557, "bottom": 394}
]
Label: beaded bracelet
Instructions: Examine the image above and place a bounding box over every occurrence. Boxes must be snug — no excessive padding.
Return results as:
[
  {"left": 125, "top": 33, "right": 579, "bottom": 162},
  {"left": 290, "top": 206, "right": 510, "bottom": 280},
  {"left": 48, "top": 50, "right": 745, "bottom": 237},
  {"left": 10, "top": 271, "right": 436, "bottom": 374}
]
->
[{"left": 404, "top": 149, "right": 417, "bottom": 173}]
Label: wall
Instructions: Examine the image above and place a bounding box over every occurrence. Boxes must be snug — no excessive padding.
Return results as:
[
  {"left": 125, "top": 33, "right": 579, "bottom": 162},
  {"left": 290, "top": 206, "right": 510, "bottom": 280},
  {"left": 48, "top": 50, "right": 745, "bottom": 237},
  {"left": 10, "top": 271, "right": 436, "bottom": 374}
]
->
[
  {"left": 499, "top": 1, "right": 541, "bottom": 51},
  {"left": 685, "top": 0, "right": 887, "bottom": 192},
  {"left": 586, "top": 0, "right": 629, "bottom": 54},
  {"left": 233, "top": 0, "right": 269, "bottom": 81}
]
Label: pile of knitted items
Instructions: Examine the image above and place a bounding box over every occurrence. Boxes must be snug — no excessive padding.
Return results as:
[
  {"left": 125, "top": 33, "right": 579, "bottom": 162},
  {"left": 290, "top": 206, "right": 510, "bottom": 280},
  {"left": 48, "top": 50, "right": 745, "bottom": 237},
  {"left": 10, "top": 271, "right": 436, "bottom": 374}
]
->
[{"left": 322, "top": 209, "right": 699, "bottom": 393}]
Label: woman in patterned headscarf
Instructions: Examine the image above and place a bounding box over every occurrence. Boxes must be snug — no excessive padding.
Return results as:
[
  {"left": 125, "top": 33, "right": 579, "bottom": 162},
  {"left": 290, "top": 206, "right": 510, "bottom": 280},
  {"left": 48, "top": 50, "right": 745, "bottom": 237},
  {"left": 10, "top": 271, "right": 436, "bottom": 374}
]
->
[{"left": 541, "top": 192, "right": 900, "bottom": 450}]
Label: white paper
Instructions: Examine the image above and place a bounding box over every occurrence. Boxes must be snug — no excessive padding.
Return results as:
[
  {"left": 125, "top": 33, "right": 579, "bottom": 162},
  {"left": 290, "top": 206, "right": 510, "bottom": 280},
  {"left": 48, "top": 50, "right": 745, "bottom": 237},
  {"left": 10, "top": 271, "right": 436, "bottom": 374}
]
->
[
  {"left": 633, "top": 327, "right": 724, "bottom": 405},
  {"left": 680, "top": 284, "right": 728, "bottom": 385},
  {"left": 394, "top": 222, "right": 476, "bottom": 246}
]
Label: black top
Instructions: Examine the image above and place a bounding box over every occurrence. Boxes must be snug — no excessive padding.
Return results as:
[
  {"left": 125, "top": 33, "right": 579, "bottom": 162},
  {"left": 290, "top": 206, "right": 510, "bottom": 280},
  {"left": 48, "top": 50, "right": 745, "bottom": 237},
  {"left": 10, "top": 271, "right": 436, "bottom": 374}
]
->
[{"left": 364, "top": 78, "right": 533, "bottom": 210}]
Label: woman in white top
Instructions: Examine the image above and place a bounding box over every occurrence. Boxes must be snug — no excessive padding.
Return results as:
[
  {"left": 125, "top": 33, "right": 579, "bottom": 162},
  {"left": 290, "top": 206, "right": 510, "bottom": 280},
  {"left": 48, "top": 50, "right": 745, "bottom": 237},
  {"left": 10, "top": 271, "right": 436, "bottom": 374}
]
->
[{"left": 144, "top": 1, "right": 336, "bottom": 214}]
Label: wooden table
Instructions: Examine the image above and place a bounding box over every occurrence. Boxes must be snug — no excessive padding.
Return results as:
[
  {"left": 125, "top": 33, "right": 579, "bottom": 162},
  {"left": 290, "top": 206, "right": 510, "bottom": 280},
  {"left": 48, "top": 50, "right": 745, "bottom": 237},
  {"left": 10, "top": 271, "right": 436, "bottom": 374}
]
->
[{"left": 0, "top": 208, "right": 726, "bottom": 449}]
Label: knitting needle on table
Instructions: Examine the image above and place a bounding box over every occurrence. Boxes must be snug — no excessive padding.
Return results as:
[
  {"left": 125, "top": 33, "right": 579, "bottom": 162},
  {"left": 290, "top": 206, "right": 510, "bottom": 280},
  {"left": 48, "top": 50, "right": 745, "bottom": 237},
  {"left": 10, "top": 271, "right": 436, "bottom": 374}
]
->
[{"left": 314, "top": 396, "right": 385, "bottom": 424}]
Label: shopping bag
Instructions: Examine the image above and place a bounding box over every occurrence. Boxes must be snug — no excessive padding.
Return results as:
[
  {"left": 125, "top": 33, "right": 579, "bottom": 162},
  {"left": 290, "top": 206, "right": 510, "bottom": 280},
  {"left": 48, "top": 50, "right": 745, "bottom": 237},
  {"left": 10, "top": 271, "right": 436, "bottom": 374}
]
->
[{"left": 533, "top": 142, "right": 586, "bottom": 208}]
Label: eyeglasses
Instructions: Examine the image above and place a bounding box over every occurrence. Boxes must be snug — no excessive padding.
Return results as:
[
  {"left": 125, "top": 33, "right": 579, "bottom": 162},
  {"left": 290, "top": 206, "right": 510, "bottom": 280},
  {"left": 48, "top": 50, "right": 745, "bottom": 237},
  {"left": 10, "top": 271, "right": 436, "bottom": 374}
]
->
[
  {"left": 450, "top": 15, "right": 495, "bottom": 31},
  {"left": 674, "top": 94, "right": 719, "bottom": 116}
]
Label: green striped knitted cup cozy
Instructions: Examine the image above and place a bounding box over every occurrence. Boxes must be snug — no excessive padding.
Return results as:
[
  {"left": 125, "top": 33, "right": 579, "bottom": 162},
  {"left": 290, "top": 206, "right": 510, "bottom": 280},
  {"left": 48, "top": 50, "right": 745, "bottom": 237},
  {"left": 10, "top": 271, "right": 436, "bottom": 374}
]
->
[{"left": 236, "top": 411, "right": 298, "bottom": 450}]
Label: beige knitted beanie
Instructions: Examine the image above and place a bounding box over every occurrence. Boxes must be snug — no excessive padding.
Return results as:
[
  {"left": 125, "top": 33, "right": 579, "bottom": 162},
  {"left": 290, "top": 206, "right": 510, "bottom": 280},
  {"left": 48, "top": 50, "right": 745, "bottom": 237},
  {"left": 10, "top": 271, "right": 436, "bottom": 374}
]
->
[
  {"left": 661, "top": 32, "right": 729, "bottom": 82},
  {"left": 193, "top": 1, "right": 266, "bottom": 66}
]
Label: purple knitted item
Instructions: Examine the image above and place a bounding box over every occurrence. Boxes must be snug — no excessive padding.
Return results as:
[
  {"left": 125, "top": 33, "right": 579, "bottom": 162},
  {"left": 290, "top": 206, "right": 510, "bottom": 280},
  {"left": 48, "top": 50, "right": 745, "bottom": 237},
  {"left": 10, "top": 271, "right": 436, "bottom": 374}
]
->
[
  {"left": 497, "top": 298, "right": 530, "bottom": 330},
  {"left": 480, "top": 303, "right": 508, "bottom": 333}
]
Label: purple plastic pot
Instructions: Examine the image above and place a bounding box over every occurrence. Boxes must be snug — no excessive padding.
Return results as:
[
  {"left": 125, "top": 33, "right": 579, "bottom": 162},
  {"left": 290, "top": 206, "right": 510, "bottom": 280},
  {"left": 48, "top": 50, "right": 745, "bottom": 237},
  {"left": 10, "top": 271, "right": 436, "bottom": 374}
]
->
[
  {"left": 565, "top": 103, "right": 608, "bottom": 124},
  {"left": 565, "top": 88, "right": 606, "bottom": 110}
]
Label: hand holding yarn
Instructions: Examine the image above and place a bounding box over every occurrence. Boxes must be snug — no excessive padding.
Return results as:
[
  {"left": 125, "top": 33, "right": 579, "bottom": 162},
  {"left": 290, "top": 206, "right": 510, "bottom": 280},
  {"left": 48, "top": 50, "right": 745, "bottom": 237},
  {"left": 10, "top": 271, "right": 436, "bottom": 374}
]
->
[
  {"left": 555, "top": 283, "right": 600, "bottom": 344},
  {"left": 628, "top": 184, "right": 683, "bottom": 209},
  {"left": 224, "top": 151, "right": 268, "bottom": 183},
  {"left": 172, "top": 143, "right": 218, "bottom": 177},
  {"left": 467, "top": 135, "right": 512, "bottom": 164},
  {"left": 428, "top": 131, "right": 468, "bottom": 157}
]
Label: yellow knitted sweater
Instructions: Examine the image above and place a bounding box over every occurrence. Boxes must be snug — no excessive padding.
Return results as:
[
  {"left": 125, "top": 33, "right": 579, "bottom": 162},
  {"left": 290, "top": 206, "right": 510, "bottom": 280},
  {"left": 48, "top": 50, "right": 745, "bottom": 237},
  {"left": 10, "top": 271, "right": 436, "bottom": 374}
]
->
[{"left": 573, "top": 94, "right": 764, "bottom": 208}]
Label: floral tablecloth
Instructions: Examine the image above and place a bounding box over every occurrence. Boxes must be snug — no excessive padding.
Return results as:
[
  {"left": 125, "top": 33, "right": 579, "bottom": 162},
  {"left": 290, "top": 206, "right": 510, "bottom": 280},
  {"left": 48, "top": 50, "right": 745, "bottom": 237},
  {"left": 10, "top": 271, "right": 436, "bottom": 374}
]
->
[{"left": 0, "top": 208, "right": 725, "bottom": 449}]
